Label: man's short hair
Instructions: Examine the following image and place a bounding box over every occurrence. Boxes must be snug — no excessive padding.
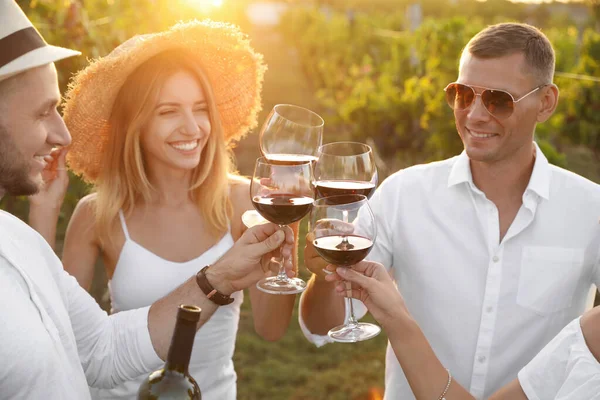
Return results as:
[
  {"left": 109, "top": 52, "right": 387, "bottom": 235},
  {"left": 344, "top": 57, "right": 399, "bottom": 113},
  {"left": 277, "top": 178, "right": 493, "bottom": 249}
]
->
[{"left": 464, "top": 23, "right": 555, "bottom": 85}]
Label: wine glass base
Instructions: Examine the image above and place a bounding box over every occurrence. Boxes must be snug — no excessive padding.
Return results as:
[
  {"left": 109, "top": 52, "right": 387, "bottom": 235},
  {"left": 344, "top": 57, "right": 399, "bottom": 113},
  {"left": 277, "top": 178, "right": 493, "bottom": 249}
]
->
[
  {"left": 327, "top": 322, "right": 381, "bottom": 343},
  {"left": 256, "top": 276, "right": 307, "bottom": 295}
]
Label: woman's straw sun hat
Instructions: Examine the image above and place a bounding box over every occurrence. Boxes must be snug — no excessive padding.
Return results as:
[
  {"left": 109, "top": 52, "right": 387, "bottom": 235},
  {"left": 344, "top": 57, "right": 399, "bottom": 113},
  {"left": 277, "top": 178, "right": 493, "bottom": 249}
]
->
[{"left": 63, "top": 19, "right": 266, "bottom": 183}]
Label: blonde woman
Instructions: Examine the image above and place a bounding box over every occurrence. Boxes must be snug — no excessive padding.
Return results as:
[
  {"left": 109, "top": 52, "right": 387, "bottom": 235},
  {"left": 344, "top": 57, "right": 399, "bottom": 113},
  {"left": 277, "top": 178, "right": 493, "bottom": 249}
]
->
[{"left": 31, "top": 21, "right": 297, "bottom": 399}]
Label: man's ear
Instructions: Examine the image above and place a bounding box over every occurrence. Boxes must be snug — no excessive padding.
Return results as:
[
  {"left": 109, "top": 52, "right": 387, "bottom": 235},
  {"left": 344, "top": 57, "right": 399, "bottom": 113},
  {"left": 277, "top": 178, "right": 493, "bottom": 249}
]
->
[{"left": 536, "top": 84, "right": 559, "bottom": 123}]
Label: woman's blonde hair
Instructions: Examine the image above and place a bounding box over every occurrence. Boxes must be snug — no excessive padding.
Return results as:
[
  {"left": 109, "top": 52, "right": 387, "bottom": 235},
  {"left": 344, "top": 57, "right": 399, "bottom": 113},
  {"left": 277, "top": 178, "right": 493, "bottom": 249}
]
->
[{"left": 94, "top": 50, "right": 235, "bottom": 247}]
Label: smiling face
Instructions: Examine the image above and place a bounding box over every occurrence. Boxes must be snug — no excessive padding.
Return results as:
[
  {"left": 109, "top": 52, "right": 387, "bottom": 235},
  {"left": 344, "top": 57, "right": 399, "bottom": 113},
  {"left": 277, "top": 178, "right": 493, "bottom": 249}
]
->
[
  {"left": 0, "top": 63, "right": 71, "bottom": 195},
  {"left": 454, "top": 52, "right": 543, "bottom": 166},
  {"left": 140, "top": 70, "right": 211, "bottom": 174}
]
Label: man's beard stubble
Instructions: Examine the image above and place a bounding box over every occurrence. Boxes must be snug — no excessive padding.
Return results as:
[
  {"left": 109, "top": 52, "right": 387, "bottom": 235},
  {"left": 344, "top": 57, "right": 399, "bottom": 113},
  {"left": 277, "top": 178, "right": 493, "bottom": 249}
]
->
[{"left": 0, "top": 123, "right": 40, "bottom": 196}]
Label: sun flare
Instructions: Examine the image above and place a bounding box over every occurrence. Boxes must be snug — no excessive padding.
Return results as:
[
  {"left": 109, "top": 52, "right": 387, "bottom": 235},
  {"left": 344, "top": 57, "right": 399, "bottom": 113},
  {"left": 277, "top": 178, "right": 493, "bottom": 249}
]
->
[{"left": 181, "top": 0, "right": 224, "bottom": 11}]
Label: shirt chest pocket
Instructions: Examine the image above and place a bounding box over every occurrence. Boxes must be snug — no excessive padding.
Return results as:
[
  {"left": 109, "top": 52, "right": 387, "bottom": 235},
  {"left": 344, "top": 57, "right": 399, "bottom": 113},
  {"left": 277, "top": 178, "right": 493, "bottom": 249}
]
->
[{"left": 517, "top": 246, "right": 585, "bottom": 315}]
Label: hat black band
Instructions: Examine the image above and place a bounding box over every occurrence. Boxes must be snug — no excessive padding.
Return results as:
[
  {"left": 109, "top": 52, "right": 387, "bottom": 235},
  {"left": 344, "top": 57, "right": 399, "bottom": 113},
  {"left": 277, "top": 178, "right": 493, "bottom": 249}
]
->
[{"left": 0, "top": 27, "right": 46, "bottom": 69}]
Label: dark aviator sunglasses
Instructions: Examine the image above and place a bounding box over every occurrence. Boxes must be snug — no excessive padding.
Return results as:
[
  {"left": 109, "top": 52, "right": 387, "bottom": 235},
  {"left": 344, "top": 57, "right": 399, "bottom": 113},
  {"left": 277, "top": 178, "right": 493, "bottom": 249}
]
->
[{"left": 444, "top": 82, "right": 547, "bottom": 119}]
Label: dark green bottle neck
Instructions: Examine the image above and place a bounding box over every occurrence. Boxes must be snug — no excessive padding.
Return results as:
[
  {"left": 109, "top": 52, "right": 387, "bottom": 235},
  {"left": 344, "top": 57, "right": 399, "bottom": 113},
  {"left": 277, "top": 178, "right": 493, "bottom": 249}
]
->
[{"left": 164, "top": 318, "right": 196, "bottom": 374}]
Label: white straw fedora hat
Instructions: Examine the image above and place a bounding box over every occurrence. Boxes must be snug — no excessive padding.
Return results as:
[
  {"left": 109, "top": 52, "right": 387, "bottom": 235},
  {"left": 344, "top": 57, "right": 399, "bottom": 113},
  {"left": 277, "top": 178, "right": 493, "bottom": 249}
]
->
[{"left": 0, "top": 0, "right": 80, "bottom": 82}]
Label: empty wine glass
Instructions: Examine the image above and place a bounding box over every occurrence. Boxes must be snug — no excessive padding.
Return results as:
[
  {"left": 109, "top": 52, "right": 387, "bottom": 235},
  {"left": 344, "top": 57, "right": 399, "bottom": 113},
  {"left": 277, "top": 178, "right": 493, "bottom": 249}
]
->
[
  {"left": 250, "top": 157, "right": 314, "bottom": 294},
  {"left": 259, "top": 104, "right": 324, "bottom": 165},
  {"left": 310, "top": 194, "right": 380, "bottom": 342},
  {"left": 314, "top": 142, "right": 377, "bottom": 199}
]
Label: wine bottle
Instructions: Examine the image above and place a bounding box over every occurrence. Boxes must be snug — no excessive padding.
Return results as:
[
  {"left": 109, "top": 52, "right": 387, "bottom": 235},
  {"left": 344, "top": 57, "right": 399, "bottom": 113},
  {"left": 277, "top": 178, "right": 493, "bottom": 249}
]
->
[{"left": 137, "top": 305, "right": 202, "bottom": 400}]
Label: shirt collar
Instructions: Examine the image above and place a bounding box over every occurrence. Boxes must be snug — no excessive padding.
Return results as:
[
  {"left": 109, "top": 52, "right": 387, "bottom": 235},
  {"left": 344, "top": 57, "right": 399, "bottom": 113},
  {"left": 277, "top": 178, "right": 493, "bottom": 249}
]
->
[
  {"left": 447, "top": 142, "right": 551, "bottom": 200},
  {"left": 447, "top": 150, "right": 472, "bottom": 187},
  {"left": 527, "top": 142, "right": 550, "bottom": 200}
]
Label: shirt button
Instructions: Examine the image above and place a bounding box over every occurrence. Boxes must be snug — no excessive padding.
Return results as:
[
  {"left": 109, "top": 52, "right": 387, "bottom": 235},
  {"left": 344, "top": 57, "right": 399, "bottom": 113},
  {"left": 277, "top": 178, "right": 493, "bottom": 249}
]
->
[
  {"left": 492, "top": 256, "right": 499, "bottom": 262},
  {"left": 478, "top": 355, "right": 486, "bottom": 363},
  {"left": 486, "top": 306, "right": 493, "bottom": 313}
]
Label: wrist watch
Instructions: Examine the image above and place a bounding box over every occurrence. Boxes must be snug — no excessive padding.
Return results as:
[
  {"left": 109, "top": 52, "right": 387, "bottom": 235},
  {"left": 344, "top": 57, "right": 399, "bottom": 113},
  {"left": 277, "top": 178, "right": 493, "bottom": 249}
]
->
[{"left": 195, "top": 266, "right": 234, "bottom": 306}]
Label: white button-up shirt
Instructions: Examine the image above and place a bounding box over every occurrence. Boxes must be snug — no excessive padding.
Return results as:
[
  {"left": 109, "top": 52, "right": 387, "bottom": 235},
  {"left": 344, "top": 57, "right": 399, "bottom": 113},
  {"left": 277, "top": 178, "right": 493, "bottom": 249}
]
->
[
  {"left": 0, "top": 210, "right": 163, "bottom": 399},
  {"left": 300, "top": 143, "right": 600, "bottom": 399},
  {"left": 518, "top": 317, "right": 600, "bottom": 400}
]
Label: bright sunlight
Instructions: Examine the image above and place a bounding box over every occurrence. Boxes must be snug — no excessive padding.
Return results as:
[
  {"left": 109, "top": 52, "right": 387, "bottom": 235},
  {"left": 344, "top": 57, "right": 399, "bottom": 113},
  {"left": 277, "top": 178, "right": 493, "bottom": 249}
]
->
[{"left": 180, "top": 0, "right": 224, "bottom": 12}]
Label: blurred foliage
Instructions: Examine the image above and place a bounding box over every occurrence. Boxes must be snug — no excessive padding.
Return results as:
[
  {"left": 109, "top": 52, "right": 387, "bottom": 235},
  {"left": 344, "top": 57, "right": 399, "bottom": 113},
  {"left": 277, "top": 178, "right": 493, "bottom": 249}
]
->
[
  {"left": 18, "top": 0, "right": 252, "bottom": 93},
  {"left": 279, "top": 2, "right": 599, "bottom": 175}
]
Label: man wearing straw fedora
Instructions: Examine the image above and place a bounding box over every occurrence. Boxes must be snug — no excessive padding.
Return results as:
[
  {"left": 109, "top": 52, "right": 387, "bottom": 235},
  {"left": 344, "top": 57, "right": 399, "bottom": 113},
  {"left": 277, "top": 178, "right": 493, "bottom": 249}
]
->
[{"left": 0, "top": 1, "right": 295, "bottom": 398}]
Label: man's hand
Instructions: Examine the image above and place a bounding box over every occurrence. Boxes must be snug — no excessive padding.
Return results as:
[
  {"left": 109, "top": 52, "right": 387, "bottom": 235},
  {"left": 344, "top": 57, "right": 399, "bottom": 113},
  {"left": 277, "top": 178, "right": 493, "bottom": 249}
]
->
[
  {"left": 324, "top": 261, "right": 407, "bottom": 330},
  {"left": 207, "top": 223, "right": 295, "bottom": 295}
]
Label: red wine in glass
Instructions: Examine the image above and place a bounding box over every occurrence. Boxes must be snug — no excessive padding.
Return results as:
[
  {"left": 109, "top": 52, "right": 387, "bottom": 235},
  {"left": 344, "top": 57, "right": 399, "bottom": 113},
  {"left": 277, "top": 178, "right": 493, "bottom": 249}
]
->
[
  {"left": 252, "top": 194, "right": 313, "bottom": 226},
  {"left": 313, "top": 235, "right": 373, "bottom": 266},
  {"left": 314, "top": 180, "right": 376, "bottom": 199}
]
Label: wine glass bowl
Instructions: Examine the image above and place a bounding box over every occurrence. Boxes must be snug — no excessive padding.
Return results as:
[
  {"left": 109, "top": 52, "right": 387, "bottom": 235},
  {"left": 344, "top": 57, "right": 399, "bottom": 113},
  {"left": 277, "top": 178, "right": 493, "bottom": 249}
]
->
[
  {"left": 310, "top": 194, "right": 380, "bottom": 343},
  {"left": 314, "top": 142, "right": 378, "bottom": 199},
  {"left": 250, "top": 157, "right": 314, "bottom": 294},
  {"left": 259, "top": 104, "right": 324, "bottom": 165}
]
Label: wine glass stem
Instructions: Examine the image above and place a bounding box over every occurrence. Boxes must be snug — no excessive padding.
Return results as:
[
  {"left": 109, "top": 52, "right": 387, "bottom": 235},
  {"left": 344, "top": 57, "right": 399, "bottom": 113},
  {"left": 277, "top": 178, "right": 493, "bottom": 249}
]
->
[
  {"left": 346, "top": 279, "right": 358, "bottom": 327},
  {"left": 341, "top": 210, "right": 350, "bottom": 246},
  {"left": 275, "top": 224, "right": 289, "bottom": 282}
]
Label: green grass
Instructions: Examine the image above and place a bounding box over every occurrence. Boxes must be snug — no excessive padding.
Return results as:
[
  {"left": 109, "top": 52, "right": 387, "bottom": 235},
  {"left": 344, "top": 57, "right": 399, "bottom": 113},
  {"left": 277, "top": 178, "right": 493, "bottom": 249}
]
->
[{"left": 234, "top": 297, "right": 387, "bottom": 400}]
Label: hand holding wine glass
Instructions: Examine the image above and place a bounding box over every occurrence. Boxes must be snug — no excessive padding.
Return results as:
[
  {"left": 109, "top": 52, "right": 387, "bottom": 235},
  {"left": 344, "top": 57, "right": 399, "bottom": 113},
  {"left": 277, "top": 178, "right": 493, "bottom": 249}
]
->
[
  {"left": 250, "top": 157, "right": 314, "bottom": 294},
  {"left": 323, "top": 261, "right": 409, "bottom": 334},
  {"left": 310, "top": 194, "right": 380, "bottom": 342}
]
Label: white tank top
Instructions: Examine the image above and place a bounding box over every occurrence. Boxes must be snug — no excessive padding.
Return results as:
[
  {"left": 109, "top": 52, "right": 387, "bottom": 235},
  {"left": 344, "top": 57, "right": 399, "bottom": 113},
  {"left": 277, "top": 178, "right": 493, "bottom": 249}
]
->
[{"left": 90, "top": 210, "right": 240, "bottom": 400}]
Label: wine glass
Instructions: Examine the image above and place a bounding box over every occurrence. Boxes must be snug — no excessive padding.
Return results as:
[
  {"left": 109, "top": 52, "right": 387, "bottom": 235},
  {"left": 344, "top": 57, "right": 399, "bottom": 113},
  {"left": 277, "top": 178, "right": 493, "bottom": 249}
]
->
[
  {"left": 314, "top": 142, "right": 378, "bottom": 199},
  {"left": 259, "top": 104, "right": 324, "bottom": 165},
  {"left": 250, "top": 157, "right": 314, "bottom": 294},
  {"left": 310, "top": 194, "right": 380, "bottom": 342}
]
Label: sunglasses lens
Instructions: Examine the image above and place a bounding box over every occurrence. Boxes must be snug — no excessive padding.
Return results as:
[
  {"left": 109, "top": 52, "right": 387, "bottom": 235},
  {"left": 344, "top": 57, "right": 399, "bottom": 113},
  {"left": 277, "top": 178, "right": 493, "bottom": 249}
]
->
[
  {"left": 482, "top": 90, "right": 514, "bottom": 119},
  {"left": 445, "top": 83, "right": 474, "bottom": 111}
]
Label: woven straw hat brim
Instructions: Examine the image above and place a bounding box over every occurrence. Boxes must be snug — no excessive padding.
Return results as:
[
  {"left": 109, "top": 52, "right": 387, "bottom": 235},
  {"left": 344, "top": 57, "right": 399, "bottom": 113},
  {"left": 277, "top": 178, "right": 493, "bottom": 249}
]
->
[{"left": 63, "top": 20, "right": 266, "bottom": 183}]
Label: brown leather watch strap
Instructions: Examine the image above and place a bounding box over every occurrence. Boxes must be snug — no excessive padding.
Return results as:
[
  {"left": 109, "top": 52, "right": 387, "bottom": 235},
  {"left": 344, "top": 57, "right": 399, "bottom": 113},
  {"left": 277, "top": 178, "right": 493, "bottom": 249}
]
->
[{"left": 195, "top": 266, "right": 234, "bottom": 306}]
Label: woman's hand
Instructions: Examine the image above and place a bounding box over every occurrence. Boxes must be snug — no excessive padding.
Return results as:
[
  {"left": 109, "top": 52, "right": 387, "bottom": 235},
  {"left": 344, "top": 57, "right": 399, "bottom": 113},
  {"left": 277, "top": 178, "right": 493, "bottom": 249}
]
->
[
  {"left": 27, "top": 148, "right": 69, "bottom": 248},
  {"left": 324, "top": 261, "right": 408, "bottom": 330},
  {"left": 28, "top": 147, "right": 69, "bottom": 210}
]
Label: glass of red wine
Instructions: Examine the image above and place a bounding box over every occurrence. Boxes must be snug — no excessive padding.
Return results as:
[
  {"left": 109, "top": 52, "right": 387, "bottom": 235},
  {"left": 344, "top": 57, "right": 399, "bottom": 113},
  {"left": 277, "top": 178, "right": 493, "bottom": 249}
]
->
[
  {"left": 310, "top": 194, "right": 380, "bottom": 342},
  {"left": 259, "top": 104, "right": 324, "bottom": 165},
  {"left": 314, "top": 142, "right": 377, "bottom": 199},
  {"left": 250, "top": 157, "right": 314, "bottom": 294}
]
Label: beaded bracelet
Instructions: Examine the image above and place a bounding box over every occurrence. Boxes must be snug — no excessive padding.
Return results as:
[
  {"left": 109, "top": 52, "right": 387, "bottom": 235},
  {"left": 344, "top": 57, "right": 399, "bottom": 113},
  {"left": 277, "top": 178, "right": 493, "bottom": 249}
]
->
[{"left": 437, "top": 369, "right": 452, "bottom": 400}]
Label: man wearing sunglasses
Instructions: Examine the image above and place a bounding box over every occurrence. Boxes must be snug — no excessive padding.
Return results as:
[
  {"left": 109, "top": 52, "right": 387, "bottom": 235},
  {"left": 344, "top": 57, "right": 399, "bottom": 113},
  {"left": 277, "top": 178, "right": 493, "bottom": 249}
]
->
[{"left": 301, "top": 22, "right": 600, "bottom": 399}]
